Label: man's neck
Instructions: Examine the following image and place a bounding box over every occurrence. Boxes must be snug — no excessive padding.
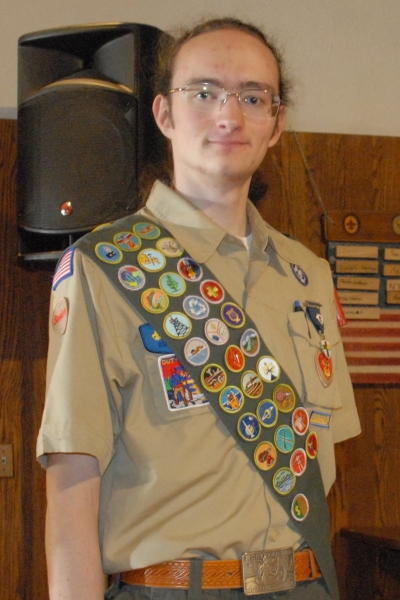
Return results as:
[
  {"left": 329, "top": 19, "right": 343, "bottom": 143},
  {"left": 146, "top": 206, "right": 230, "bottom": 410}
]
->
[{"left": 173, "top": 176, "right": 250, "bottom": 237}]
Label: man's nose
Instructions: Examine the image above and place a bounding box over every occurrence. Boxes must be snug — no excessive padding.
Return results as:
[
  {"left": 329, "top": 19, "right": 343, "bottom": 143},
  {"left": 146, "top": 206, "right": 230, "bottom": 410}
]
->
[{"left": 215, "top": 94, "right": 244, "bottom": 129}]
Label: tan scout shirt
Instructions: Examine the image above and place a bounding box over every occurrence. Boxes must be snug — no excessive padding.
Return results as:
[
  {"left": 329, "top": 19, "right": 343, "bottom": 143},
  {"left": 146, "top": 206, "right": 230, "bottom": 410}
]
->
[{"left": 37, "top": 181, "right": 360, "bottom": 574}]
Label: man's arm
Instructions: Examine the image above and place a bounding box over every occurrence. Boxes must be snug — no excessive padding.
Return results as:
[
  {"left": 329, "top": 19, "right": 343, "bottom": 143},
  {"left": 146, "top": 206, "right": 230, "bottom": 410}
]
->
[{"left": 46, "top": 453, "right": 105, "bottom": 600}]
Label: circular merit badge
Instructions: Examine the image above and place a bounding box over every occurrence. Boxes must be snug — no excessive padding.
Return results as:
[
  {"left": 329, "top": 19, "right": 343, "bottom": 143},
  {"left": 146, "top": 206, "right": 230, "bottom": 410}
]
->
[
  {"left": 306, "top": 431, "right": 319, "bottom": 459},
  {"left": 163, "top": 312, "right": 192, "bottom": 339},
  {"left": 141, "top": 288, "right": 169, "bottom": 314},
  {"left": 273, "top": 467, "right": 296, "bottom": 496},
  {"left": 225, "top": 345, "right": 245, "bottom": 373},
  {"left": 182, "top": 295, "right": 210, "bottom": 320},
  {"left": 113, "top": 231, "right": 141, "bottom": 252},
  {"left": 95, "top": 242, "right": 123, "bottom": 264},
  {"left": 133, "top": 222, "right": 161, "bottom": 239},
  {"left": 273, "top": 384, "right": 296, "bottom": 413},
  {"left": 137, "top": 248, "right": 166, "bottom": 272},
  {"left": 292, "top": 407, "right": 309, "bottom": 436},
  {"left": 256, "top": 399, "right": 278, "bottom": 428},
  {"left": 221, "top": 302, "right": 245, "bottom": 328},
  {"left": 159, "top": 272, "right": 186, "bottom": 297},
  {"left": 201, "top": 364, "right": 227, "bottom": 393},
  {"left": 177, "top": 257, "right": 203, "bottom": 282},
  {"left": 274, "top": 425, "right": 295, "bottom": 454},
  {"left": 254, "top": 441, "right": 278, "bottom": 471},
  {"left": 156, "top": 237, "right": 184, "bottom": 257},
  {"left": 240, "top": 328, "right": 260, "bottom": 357},
  {"left": 52, "top": 297, "right": 68, "bottom": 335},
  {"left": 315, "top": 349, "right": 333, "bottom": 387},
  {"left": 290, "top": 448, "right": 307, "bottom": 477},
  {"left": 118, "top": 265, "right": 146, "bottom": 291},
  {"left": 219, "top": 386, "right": 244, "bottom": 414},
  {"left": 241, "top": 371, "right": 263, "bottom": 399},
  {"left": 237, "top": 413, "right": 261, "bottom": 442},
  {"left": 184, "top": 337, "right": 210, "bottom": 366},
  {"left": 257, "top": 356, "right": 281, "bottom": 383},
  {"left": 291, "top": 493, "right": 309, "bottom": 522},
  {"left": 204, "top": 318, "right": 230, "bottom": 346},
  {"left": 200, "top": 279, "right": 225, "bottom": 304}
]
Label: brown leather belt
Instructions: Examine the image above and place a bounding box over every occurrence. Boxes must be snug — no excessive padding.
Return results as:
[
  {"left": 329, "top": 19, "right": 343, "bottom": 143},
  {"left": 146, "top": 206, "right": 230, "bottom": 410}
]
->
[{"left": 119, "top": 549, "right": 322, "bottom": 589}]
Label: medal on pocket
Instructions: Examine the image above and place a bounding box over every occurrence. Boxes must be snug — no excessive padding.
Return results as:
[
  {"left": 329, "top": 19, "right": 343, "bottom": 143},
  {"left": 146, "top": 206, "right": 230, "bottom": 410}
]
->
[{"left": 305, "top": 302, "right": 333, "bottom": 386}]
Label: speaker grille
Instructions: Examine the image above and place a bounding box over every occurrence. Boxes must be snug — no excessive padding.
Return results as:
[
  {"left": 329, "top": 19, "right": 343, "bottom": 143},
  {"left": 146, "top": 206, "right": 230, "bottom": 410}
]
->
[{"left": 18, "top": 86, "right": 137, "bottom": 234}]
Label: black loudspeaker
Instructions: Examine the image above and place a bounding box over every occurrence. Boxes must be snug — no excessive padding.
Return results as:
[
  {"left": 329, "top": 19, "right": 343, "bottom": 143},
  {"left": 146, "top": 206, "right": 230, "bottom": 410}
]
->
[{"left": 17, "top": 23, "right": 167, "bottom": 261}]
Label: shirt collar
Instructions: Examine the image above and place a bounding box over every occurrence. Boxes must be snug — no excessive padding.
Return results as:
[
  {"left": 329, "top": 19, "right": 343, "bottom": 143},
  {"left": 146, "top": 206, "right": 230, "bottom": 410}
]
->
[{"left": 144, "top": 180, "right": 300, "bottom": 265}]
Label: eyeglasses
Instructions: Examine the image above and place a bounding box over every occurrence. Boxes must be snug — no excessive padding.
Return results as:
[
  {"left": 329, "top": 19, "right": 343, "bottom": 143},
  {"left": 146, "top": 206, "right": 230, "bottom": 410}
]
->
[{"left": 168, "top": 82, "right": 281, "bottom": 120}]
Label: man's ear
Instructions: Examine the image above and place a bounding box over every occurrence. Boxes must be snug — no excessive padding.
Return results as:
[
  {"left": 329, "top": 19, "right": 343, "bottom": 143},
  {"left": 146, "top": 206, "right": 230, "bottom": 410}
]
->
[
  {"left": 152, "top": 94, "right": 174, "bottom": 139},
  {"left": 268, "top": 105, "right": 287, "bottom": 149}
]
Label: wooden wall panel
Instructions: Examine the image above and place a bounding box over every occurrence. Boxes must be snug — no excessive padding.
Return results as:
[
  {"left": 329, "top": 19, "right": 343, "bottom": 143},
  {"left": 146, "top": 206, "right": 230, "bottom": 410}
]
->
[
  {"left": 1, "top": 122, "right": 399, "bottom": 599},
  {"left": 0, "top": 119, "right": 51, "bottom": 600}
]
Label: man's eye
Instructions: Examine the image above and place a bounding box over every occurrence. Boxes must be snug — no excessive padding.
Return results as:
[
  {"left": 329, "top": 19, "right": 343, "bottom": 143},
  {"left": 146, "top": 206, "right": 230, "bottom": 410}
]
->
[
  {"left": 243, "top": 93, "right": 264, "bottom": 106},
  {"left": 196, "top": 91, "right": 213, "bottom": 100}
]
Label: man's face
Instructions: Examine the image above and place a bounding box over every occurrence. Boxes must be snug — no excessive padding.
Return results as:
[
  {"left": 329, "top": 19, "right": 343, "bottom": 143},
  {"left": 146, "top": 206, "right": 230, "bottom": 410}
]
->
[{"left": 153, "top": 28, "right": 286, "bottom": 194}]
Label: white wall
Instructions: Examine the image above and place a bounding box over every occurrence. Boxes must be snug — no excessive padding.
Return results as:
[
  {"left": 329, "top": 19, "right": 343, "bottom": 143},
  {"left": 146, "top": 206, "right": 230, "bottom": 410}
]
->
[{"left": 1, "top": 0, "right": 399, "bottom": 136}]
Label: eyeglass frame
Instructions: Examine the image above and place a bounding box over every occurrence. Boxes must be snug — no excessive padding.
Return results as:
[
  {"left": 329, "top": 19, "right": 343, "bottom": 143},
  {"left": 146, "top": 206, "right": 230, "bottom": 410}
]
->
[{"left": 167, "top": 81, "right": 281, "bottom": 119}]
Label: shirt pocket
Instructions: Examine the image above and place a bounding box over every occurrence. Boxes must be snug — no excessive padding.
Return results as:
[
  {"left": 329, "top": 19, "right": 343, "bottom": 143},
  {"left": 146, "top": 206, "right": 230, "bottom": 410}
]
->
[{"left": 287, "top": 311, "right": 342, "bottom": 410}]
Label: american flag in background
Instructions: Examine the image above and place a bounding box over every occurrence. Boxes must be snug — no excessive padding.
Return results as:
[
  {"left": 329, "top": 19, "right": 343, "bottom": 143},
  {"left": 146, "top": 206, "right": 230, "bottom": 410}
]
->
[{"left": 340, "top": 310, "right": 400, "bottom": 384}]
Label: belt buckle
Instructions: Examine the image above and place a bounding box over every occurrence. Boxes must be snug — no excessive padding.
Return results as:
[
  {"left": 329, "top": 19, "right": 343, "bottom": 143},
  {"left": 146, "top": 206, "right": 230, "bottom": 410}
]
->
[{"left": 241, "top": 548, "right": 296, "bottom": 596}]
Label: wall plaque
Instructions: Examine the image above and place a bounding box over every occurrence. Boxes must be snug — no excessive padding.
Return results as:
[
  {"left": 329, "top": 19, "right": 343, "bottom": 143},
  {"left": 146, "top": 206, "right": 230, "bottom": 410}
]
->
[{"left": 324, "top": 211, "right": 400, "bottom": 384}]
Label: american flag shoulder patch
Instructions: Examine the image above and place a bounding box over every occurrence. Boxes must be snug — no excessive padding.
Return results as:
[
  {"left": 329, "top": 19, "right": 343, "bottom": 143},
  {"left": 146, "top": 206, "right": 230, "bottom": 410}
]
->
[{"left": 52, "top": 247, "right": 76, "bottom": 291}]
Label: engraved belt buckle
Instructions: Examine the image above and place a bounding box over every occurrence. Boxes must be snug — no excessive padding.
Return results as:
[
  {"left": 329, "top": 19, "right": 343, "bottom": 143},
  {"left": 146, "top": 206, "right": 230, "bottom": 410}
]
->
[{"left": 241, "top": 548, "right": 296, "bottom": 596}]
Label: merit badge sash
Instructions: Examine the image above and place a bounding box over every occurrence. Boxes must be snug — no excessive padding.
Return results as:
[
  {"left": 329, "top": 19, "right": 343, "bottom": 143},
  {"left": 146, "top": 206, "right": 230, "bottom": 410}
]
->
[{"left": 75, "top": 216, "right": 338, "bottom": 600}]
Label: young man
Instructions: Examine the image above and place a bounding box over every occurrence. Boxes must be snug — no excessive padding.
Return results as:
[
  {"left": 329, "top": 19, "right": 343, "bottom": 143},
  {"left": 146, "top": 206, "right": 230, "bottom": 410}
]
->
[{"left": 38, "top": 18, "right": 360, "bottom": 600}]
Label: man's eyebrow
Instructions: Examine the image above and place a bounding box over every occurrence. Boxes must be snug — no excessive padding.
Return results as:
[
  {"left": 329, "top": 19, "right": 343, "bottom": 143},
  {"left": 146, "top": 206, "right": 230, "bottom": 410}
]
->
[{"left": 185, "top": 78, "right": 274, "bottom": 90}]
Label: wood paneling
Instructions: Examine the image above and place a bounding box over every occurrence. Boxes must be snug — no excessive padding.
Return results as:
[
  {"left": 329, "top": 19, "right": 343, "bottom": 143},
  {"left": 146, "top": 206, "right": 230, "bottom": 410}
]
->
[
  {"left": 1, "top": 123, "right": 399, "bottom": 599},
  {"left": 0, "top": 119, "right": 52, "bottom": 600}
]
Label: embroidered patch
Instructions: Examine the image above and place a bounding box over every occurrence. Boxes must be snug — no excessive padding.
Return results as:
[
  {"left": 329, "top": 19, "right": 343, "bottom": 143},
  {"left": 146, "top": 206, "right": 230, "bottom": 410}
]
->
[
  {"left": 241, "top": 371, "right": 263, "bottom": 399},
  {"left": 133, "top": 222, "right": 161, "bottom": 239},
  {"left": 156, "top": 237, "right": 184, "bottom": 257},
  {"left": 306, "top": 431, "right": 319, "bottom": 459},
  {"left": 257, "top": 356, "right": 281, "bottom": 383},
  {"left": 220, "top": 302, "right": 245, "bottom": 328},
  {"left": 237, "top": 413, "right": 261, "bottom": 442},
  {"left": 184, "top": 337, "right": 210, "bottom": 366},
  {"left": 158, "top": 354, "right": 208, "bottom": 411},
  {"left": 52, "top": 297, "right": 68, "bottom": 335},
  {"left": 182, "top": 295, "right": 210, "bottom": 320},
  {"left": 118, "top": 265, "right": 146, "bottom": 291},
  {"left": 254, "top": 441, "right": 277, "bottom": 471},
  {"left": 139, "top": 324, "right": 172, "bottom": 354},
  {"left": 52, "top": 247, "right": 76, "bottom": 290},
  {"left": 201, "top": 364, "right": 227, "bottom": 393},
  {"left": 95, "top": 242, "right": 123, "bottom": 264},
  {"left": 290, "top": 448, "right": 307, "bottom": 477},
  {"left": 200, "top": 280, "right": 225, "bottom": 304},
  {"left": 256, "top": 399, "right": 278, "bottom": 428},
  {"left": 274, "top": 425, "right": 295, "bottom": 454},
  {"left": 290, "top": 264, "right": 309, "bottom": 286},
  {"left": 137, "top": 248, "right": 166, "bottom": 272},
  {"left": 309, "top": 410, "right": 331, "bottom": 429},
  {"left": 113, "top": 231, "right": 141, "bottom": 252},
  {"left": 292, "top": 407, "right": 309, "bottom": 436},
  {"left": 219, "top": 386, "right": 245, "bottom": 414},
  {"left": 291, "top": 494, "right": 309, "bottom": 522},
  {"left": 240, "top": 328, "right": 260, "bottom": 357},
  {"left": 273, "top": 468, "right": 296, "bottom": 496}
]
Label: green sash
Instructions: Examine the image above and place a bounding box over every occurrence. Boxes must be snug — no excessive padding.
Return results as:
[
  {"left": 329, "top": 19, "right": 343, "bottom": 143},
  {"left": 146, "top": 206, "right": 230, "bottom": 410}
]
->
[{"left": 75, "top": 215, "right": 338, "bottom": 600}]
